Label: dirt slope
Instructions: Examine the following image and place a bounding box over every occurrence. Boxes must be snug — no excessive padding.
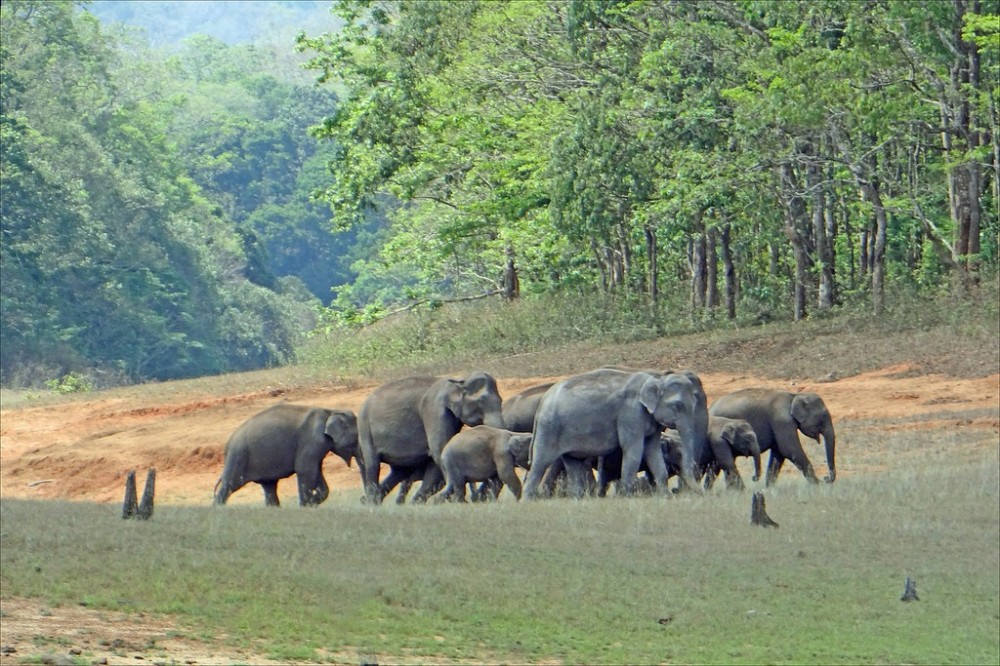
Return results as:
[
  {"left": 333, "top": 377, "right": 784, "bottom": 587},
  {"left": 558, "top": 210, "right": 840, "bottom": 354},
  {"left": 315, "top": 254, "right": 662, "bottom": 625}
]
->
[{"left": 1, "top": 366, "right": 996, "bottom": 506}]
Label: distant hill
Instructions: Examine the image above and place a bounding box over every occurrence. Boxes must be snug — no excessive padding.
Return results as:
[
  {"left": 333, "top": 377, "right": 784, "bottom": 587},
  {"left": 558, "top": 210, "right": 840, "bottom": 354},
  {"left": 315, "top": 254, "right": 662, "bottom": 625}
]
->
[{"left": 85, "top": 0, "right": 342, "bottom": 48}]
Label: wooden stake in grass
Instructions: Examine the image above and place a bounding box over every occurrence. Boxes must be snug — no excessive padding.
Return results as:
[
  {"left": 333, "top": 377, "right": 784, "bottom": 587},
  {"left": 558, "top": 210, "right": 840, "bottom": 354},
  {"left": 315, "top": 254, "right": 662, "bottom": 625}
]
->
[
  {"left": 136, "top": 468, "right": 155, "bottom": 520},
  {"left": 901, "top": 576, "right": 919, "bottom": 602},
  {"left": 122, "top": 469, "right": 138, "bottom": 519},
  {"left": 751, "top": 492, "right": 779, "bottom": 528}
]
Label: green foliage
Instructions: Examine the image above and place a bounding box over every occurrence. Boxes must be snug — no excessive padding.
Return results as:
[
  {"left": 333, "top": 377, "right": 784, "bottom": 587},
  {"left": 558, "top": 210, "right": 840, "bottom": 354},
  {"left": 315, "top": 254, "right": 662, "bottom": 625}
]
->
[
  {"left": 298, "top": 0, "right": 999, "bottom": 327},
  {"left": 0, "top": 1, "right": 323, "bottom": 385},
  {"left": 44, "top": 372, "right": 93, "bottom": 395}
]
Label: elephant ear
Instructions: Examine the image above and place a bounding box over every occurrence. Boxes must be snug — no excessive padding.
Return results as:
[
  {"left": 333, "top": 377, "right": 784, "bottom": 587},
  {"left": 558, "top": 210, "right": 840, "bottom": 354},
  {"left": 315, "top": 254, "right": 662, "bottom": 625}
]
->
[
  {"left": 324, "top": 411, "right": 355, "bottom": 444},
  {"left": 507, "top": 434, "right": 532, "bottom": 467},
  {"left": 445, "top": 379, "right": 465, "bottom": 417},
  {"left": 638, "top": 375, "right": 663, "bottom": 415},
  {"left": 720, "top": 421, "right": 738, "bottom": 446},
  {"left": 790, "top": 393, "right": 814, "bottom": 427}
]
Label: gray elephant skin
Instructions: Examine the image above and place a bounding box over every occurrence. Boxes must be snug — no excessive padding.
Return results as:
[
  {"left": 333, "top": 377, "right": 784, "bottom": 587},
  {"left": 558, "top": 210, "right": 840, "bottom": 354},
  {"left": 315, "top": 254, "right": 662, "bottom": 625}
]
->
[
  {"left": 709, "top": 388, "right": 836, "bottom": 485},
  {"left": 522, "top": 368, "right": 705, "bottom": 499},
  {"left": 214, "top": 404, "right": 358, "bottom": 507},
  {"left": 502, "top": 382, "right": 553, "bottom": 432},
  {"left": 702, "top": 415, "right": 762, "bottom": 489},
  {"left": 357, "top": 371, "right": 505, "bottom": 504},
  {"left": 435, "top": 425, "right": 532, "bottom": 502},
  {"left": 598, "top": 414, "right": 760, "bottom": 494},
  {"left": 502, "top": 382, "right": 587, "bottom": 497},
  {"left": 658, "top": 415, "right": 762, "bottom": 490}
]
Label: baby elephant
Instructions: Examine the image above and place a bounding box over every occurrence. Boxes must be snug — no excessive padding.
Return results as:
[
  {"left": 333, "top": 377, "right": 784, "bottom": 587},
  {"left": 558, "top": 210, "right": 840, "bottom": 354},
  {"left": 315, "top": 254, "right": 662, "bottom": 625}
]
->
[
  {"left": 214, "top": 404, "right": 358, "bottom": 507},
  {"left": 435, "top": 426, "right": 532, "bottom": 502},
  {"left": 702, "top": 415, "right": 762, "bottom": 490}
]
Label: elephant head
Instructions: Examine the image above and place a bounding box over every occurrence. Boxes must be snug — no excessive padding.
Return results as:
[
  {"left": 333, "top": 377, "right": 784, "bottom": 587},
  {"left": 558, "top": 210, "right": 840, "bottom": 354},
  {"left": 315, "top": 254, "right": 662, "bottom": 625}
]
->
[
  {"left": 638, "top": 372, "right": 702, "bottom": 489},
  {"left": 719, "top": 418, "right": 762, "bottom": 482},
  {"left": 446, "top": 372, "right": 505, "bottom": 430},
  {"left": 507, "top": 433, "right": 533, "bottom": 469},
  {"left": 790, "top": 392, "right": 836, "bottom": 483},
  {"left": 324, "top": 410, "right": 359, "bottom": 468}
]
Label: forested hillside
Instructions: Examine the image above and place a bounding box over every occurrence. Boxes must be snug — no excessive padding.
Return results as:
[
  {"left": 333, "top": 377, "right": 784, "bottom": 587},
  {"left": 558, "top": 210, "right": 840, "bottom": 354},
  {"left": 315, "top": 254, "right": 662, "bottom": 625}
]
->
[
  {"left": 1, "top": 0, "right": 997, "bottom": 389},
  {"left": 298, "top": 0, "right": 998, "bottom": 324},
  {"left": 0, "top": 0, "right": 367, "bottom": 386}
]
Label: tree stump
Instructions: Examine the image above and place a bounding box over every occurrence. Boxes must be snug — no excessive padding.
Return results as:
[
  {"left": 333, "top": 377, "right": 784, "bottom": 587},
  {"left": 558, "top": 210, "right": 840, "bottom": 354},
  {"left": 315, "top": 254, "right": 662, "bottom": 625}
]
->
[
  {"left": 121, "top": 470, "right": 138, "bottom": 519},
  {"left": 136, "top": 468, "right": 156, "bottom": 520},
  {"left": 901, "top": 576, "right": 919, "bottom": 602},
  {"left": 750, "top": 491, "right": 779, "bottom": 528}
]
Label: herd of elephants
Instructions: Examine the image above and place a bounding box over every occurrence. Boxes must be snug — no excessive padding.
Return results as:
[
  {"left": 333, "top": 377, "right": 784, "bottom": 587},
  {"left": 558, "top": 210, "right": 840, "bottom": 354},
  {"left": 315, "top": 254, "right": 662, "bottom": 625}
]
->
[{"left": 213, "top": 367, "right": 837, "bottom": 507}]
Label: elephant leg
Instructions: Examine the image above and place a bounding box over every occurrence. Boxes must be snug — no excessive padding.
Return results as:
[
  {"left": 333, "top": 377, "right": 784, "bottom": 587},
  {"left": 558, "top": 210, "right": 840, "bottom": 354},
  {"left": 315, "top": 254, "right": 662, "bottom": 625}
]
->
[
  {"left": 618, "top": 446, "right": 645, "bottom": 496},
  {"left": 214, "top": 478, "right": 240, "bottom": 505},
  {"left": 361, "top": 454, "right": 383, "bottom": 505},
  {"left": 540, "top": 458, "right": 564, "bottom": 498},
  {"left": 641, "top": 436, "right": 669, "bottom": 492},
  {"left": 433, "top": 483, "right": 455, "bottom": 504},
  {"left": 596, "top": 452, "right": 621, "bottom": 497},
  {"left": 474, "top": 477, "right": 502, "bottom": 502},
  {"left": 561, "top": 458, "right": 592, "bottom": 499},
  {"left": 298, "top": 474, "right": 329, "bottom": 507},
  {"left": 584, "top": 460, "right": 598, "bottom": 497},
  {"left": 374, "top": 464, "right": 419, "bottom": 504},
  {"left": 765, "top": 451, "right": 785, "bottom": 486},
  {"left": 523, "top": 446, "right": 562, "bottom": 500},
  {"left": 261, "top": 480, "right": 280, "bottom": 507},
  {"left": 411, "top": 463, "right": 445, "bottom": 503},
  {"left": 783, "top": 447, "right": 819, "bottom": 483},
  {"left": 703, "top": 465, "right": 719, "bottom": 490},
  {"left": 496, "top": 461, "right": 521, "bottom": 500}
]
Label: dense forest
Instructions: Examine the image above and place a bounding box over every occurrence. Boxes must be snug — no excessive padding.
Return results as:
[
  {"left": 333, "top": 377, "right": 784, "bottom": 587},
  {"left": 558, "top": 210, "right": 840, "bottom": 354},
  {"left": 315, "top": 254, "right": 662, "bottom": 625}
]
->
[
  {"left": 299, "top": 0, "right": 998, "bottom": 325},
  {"left": 0, "top": 0, "right": 369, "bottom": 385},
  {"left": 1, "top": 0, "right": 998, "bottom": 387}
]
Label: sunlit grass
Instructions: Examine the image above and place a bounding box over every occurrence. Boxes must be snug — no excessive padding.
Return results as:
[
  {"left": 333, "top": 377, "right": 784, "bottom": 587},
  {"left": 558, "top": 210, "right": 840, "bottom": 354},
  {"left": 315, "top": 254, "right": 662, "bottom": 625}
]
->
[{"left": 3, "top": 442, "right": 997, "bottom": 664}]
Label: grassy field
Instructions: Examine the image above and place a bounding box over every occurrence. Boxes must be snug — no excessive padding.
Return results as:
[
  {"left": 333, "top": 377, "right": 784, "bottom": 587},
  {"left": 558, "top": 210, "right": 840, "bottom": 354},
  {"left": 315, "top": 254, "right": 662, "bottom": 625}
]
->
[{"left": 2, "top": 432, "right": 997, "bottom": 664}]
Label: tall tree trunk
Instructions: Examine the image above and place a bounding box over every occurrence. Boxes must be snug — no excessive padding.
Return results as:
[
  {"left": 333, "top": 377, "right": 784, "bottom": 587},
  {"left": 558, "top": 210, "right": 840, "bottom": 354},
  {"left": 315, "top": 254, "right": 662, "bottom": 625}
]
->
[
  {"left": 502, "top": 243, "right": 520, "bottom": 301},
  {"left": 720, "top": 222, "right": 737, "bottom": 320},
  {"left": 689, "top": 212, "right": 707, "bottom": 310},
  {"left": 811, "top": 153, "right": 836, "bottom": 310},
  {"left": 706, "top": 223, "right": 719, "bottom": 312},
  {"left": 645, "top": 223, "right": 658, "bottom": 305},
  {"left": 859, "top": 224, "right": 869, "bottom": 284},
  {"left": 781, "top": 163, "right": 810, "bottom": 321},
  {"left": 824, "top": 192, "right": 839, "bottom": 305},
  {"left": 945, "top": 0, "right": 983, "bottom": 289},
  {"left": 868, "top": 184, "right": 888, "bottom": 316},
  {"left": 591, "top": 240, "right": 609, "bottom": 291}
]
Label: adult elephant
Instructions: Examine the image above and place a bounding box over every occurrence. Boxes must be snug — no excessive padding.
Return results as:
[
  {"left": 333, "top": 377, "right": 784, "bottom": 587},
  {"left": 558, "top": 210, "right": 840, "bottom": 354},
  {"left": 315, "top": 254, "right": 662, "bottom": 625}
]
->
[
  {"left": 357, "top": 372, "right": 505, "bottom": 504},
  {"left": 603, "top": 367, "right": 710, "bottom": 490},
  {"left": 709, "top": 388, "right": 836, "bottom": 485},
  {"left": 502, "top": 382, "right": 553, "bottom": 432},
  {"left": 501, "top": 382, "right": 590, "bottom": 496},
  {"left": 435, "top": 426, "right": 532, "bottom": 502},
  {"left": 522, "top": 368, "right": 704, "bottom": 499},
  {"left": 214, "top": 404, "right": 358, "bottom": 507}
]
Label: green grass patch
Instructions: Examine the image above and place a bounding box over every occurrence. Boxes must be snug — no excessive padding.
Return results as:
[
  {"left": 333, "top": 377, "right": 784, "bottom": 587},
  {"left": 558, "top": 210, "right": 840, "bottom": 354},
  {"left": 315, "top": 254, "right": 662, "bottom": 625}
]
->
[{"left": 2, "top": 441, "right": 997, "bottom": 664}]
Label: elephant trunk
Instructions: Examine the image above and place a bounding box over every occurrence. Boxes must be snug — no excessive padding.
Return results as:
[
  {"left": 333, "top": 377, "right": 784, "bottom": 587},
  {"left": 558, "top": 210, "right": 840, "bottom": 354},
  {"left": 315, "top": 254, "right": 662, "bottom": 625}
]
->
[
  {"left": 484, "top": 410, "right": 506, "bottom": 430},
  {"left": 822, "top": 422, "right": 836, "bottom": 483},
  {"left": 750, "top": 438, "right": 762, "bottom": 483},
  {"left": 675, "top": 420, "right": 702, "bottom": 493}
]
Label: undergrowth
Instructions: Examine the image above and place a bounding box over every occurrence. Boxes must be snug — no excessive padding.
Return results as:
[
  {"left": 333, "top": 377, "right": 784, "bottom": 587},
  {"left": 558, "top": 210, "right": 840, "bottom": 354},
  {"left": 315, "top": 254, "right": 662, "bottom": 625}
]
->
[{"left": 301, "top": 280, "right": 1000, "bottom": 380}]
